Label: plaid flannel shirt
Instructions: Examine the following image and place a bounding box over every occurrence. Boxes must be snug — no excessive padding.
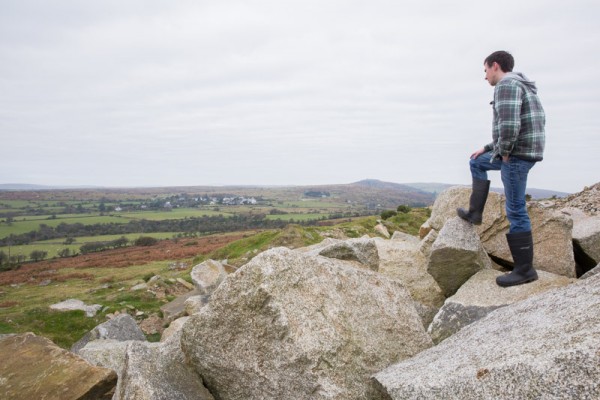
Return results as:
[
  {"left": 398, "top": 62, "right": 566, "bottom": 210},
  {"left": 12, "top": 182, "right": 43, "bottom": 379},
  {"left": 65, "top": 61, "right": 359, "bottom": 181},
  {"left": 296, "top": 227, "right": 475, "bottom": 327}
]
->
[{"left": 483, "top": 76, "right": 546, "bottom": 162}]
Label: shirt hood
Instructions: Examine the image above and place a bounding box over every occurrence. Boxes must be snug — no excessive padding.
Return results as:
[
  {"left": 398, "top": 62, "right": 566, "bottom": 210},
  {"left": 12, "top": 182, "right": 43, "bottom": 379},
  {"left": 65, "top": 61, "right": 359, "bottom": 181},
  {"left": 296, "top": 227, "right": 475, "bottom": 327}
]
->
[{"left": 501, "top": 72, "right": 538, "bottom": 94}]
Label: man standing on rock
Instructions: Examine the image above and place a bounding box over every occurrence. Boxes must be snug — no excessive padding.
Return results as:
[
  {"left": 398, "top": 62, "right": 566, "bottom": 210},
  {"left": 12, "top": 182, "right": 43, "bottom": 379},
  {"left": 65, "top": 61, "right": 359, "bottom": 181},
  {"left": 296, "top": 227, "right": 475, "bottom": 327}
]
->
[{"left": 457, "top": 50, "right": 545, "bottom": 287}]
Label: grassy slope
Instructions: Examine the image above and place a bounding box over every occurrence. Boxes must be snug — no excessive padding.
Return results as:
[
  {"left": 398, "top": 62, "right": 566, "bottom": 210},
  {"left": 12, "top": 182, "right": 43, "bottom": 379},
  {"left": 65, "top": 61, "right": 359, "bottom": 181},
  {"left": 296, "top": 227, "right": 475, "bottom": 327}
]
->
[{"left": 0, "top": 209, "right": 429, "bottom": 349}]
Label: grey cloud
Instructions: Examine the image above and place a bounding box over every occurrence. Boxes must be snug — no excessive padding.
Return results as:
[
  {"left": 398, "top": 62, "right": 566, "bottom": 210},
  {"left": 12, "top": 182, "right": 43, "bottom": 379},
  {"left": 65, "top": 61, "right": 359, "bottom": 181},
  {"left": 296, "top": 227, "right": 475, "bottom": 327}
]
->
[{"left": 1, "top": 0, "right": 599, "bottom": 191}]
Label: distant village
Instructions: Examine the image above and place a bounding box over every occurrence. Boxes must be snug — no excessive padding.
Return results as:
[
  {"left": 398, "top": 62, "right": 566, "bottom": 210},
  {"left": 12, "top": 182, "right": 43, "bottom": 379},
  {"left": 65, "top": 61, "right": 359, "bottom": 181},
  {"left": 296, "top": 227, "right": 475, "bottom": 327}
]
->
[
  {"left": 149, "top": 194, "right": 260, "bottom": 210},
  {"left": 102, "top": 194, "right": 261, "bottom": 213}
]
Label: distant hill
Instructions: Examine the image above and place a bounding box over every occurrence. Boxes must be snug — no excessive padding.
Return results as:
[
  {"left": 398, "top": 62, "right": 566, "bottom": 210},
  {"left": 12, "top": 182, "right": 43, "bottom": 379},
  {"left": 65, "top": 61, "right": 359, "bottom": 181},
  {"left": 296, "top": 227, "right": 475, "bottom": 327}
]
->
[
  {"left": 0, "top": 179, "right": 436, "bottom": 209},
  {"left": 0, "top": 183, "right": 98, "bottom": 191},
  {"left": 490, "top": 187, "right": 570, "bottom": 200},
  {"left": 0, "top": 179, "right": 568, "bottom": 203},
  {"left": 0, "top": 183, "right": 55, "bottom": 191},
  {"left": 403, "top": 182, "right": 570, "bottom": 200},
  {"left": 351, "top": 179, "right": 429, "bottom": 192},
  {"left": 403, "top": 182, "right": 455, "bottom": 195}
]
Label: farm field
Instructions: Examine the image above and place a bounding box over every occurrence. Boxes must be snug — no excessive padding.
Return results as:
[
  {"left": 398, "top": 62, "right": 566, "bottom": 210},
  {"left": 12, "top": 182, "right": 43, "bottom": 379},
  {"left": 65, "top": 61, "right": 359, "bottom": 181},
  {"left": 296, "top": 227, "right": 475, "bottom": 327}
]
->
[
  {"left": 0, "top": 214, "right": 130, "bottom": 237},
  {"left": 122, "top": 208, "right": 234, "bottom": 220},
  {"left": 0, "top": 182, "right": 434, "bottom": 268},
  {"left": 0, "top": 232, "right": 252, "bottom": 346},
  {"left": 2, "top": 232, "right": 181, "bottom": 260},
  {"left": 0, "top": 200, "right": 431, "bottom": 348}
]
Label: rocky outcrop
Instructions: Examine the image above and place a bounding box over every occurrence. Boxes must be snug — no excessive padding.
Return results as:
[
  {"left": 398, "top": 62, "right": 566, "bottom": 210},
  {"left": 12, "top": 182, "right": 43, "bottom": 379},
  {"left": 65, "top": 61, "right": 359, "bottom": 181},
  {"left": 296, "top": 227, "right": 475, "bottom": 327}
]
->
[
  {"left": 117, "top": 331, "right": 213, "bottom": 400},
  {"left": 374, "top": 237, "right": 445, "bottom": 327},
  {"left": 297, "top": 237, "right": 341, "bottom": 253},
  {"left": 581, "top": 263, "right": 600, "bottom": 279},
  {"left": 391, "top": 230, "right": 420, "bottom": 244},
  {"left": 190, "top": 259, "right": 228, "bottom": 295},
  {"left": 79, "top": 330, "right": 213, "bottom": 400},
  {"left": 424, "top": 186, "right": 506, "bottom": 234},
  {"left": 78, "top": 340, "right": 130, "bottom": 398},
  {"left": 315, "top": 237, "right": 380, "bottom": 271},
  {"left": 181, "top": 247, "right": 432, "bottom": 400},
  {"left": 572, "top": 216, "right": 600, "bottom": 265},
  {"left": 49, "top": 298, "right": 103, "bottom": 317},
  {"left": 184, "top": 294, "right": 209, "bottom": 315},
  {"left": 417, "top": 229, "right": 437, "bottom": 258},
  {"left": 428, "top": 269, "right": 575, "bottom": 343},
  {"left": 161, "top": 316, "right": 190, "bottom": 342},
  {"left": 427, "top": 217, "right": 491, "bottom": 297},
  {"left": 481, "top": 203, "right": 576, "bottom": 277},
  {"left": 421, "top": 187, "right": 577, "bottom": 278},
  {"left": 375, "top": 223, "right": 390, "bottom": 238},
  {"left": 160, "top": 288, "right": 200, "bottom": 323},
  {"left": 373, "top": 274, "right": 600, "bottom": 399},
  {"left": 71, "top": 313, "right": 146, "bottom": 354},
  {"left": 548, "top": 181, "right": 600, "bottom": 215},
  {"left": 0, "top": 332, "right": 117, "bottom": 399}
]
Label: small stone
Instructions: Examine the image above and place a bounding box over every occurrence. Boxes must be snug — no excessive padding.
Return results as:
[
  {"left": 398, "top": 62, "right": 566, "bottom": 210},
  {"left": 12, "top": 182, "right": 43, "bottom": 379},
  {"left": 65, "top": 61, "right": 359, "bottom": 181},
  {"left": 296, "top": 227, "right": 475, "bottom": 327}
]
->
[
  {"left": 176, "top": 278, "right": 194, "bottom": 291},
  {"left": 131, "top": 283, "right": 148, "bottom": 291}
]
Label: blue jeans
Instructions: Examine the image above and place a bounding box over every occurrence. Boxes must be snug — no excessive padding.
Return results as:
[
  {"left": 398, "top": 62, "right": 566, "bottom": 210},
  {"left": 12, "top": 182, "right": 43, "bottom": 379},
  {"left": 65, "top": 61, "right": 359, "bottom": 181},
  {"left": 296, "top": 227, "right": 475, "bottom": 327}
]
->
[{"left": 469, "top": 152, "right": 536, "bottom": 233}]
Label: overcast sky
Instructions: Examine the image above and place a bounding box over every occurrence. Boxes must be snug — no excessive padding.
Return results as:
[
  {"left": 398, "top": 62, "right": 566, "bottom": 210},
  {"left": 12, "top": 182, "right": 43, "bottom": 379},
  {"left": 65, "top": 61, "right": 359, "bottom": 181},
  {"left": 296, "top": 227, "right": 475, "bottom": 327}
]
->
[{"left": 1, "top": 1, "right": 598, "bottom": 193}]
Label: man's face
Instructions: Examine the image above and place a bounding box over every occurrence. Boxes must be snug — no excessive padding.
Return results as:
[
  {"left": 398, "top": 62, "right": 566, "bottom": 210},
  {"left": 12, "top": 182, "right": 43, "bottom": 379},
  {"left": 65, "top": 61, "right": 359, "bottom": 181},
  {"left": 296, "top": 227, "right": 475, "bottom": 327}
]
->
[{"left": 484, "top": 62, "right": 500, "bottom": 86}]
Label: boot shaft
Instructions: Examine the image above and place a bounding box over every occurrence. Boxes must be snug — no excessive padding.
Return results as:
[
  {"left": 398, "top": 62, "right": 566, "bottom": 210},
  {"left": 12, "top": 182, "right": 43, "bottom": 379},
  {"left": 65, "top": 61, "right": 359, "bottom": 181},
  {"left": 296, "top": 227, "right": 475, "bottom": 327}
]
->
[
  {"left": 456, "top": 178, "right": 490, "bottom": 225},
  {"left": 497, "top": 230, "right": 538, "bottom": 287},
  {"left": 506, "top": 231, "right": 534, "bottom": 272}
]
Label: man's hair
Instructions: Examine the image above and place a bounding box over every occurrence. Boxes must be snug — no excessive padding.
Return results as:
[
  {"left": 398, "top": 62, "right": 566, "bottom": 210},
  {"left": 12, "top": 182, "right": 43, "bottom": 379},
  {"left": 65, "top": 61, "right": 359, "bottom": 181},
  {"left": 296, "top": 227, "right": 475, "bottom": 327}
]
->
[{"left": 484, "top": 51, "right": 514, "bottom": 72}]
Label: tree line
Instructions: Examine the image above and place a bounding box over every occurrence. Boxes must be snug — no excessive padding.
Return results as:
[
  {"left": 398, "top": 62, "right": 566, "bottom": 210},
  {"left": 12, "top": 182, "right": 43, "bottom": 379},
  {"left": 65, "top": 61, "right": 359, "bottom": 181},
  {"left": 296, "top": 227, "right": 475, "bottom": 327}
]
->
[
  {"left": 0, "top": 214, "right": 300, "bottom": 247},
  {"left": 0, "top": 235, "right": 161, "bottom": 270}
]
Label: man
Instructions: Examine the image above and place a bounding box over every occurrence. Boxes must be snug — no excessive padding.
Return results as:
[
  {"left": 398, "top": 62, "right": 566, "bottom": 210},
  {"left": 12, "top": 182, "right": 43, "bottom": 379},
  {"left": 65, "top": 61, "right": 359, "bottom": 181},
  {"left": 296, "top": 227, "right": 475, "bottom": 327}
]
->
[{"left": 457, "top": 50, "right": 545, "bottom": 287}]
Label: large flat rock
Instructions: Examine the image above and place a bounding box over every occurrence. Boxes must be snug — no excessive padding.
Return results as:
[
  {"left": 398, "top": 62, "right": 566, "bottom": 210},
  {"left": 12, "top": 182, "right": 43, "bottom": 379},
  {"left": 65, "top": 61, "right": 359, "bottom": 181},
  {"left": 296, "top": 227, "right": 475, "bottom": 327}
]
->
[
  {"left": 71, "top": 313, "right": 146, "bottom": 354},
  {"left": 421, "top": 187, "right": 577, "bottom": 277},
  {"left": 428, "top": 269, "right": 575, "bottom": 343},
  {"left": 181, "top": 247, "right": 432, "bottom": 400},
  {"left": 374, "top": 237, "right": 445, "bottom": 327},
  {"left": 0, "top": 332, "right": 117, "bottom": 400},
  {"left": 79, "top": 332, "right": 213, "bottom": 400},
  {"left": 373, "top": 275, "right": 600, "bottom": 399},
  {"left": 427, "top": 217, "right": 491, "bottom": 297},
  {"left": 573, "top": 216, "right": 600, "bottom": 266}
]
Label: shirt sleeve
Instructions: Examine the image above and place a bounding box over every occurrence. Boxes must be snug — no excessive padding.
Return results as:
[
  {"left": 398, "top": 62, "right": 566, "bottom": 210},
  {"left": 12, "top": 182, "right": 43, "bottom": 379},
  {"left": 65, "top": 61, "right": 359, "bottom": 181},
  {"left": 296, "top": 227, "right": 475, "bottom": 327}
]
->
[{"left": 494, "top": 83, "right": 523, "bottom": 157}]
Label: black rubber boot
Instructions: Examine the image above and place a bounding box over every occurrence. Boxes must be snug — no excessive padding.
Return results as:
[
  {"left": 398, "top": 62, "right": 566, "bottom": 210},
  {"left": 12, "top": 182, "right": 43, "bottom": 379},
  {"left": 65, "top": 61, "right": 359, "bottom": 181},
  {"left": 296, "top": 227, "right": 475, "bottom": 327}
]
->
[
  {"left": 456, "top": 178, "right": 490, "bottom": 225},
  {"left": 496, "top": 231, "right": 538, "bottom": 287}
]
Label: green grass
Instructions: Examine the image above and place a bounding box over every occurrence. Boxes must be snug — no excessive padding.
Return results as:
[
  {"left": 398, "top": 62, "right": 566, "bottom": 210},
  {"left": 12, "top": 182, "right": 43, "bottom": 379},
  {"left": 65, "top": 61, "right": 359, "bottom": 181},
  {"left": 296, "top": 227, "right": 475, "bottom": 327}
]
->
[
  {"left": 0, "top": 232, "right": 181, "bottom": 260},
  {"left": 0, "top": 215, "right": 130, "bottom": 238},
  {"left": 123, "top": 208, "right": 233, "bottom": 220},
  {"left": 0, "top": 261, "right": 192, "bottom": 348},
  {"left": 265, "top": 213, "right": 326, "bottom": 222},
  {"left": 0, "top": 207, "right": 432, "bottom": 349},
  {"left": 199, "top": 225, "right": 325, "bottom": 266},
  {"left": 281, "top": 200, "right": 346, "bottom": 209},
  {"left": 0, "top": 209, "right": 234, "bottom": 240},
  {"left": 381, "top": 207, "right": 431, "bottom": 236},
  {"left": 205, "top": 230, "right": 281, "bottom": 262},
  {"left": 1, "top": 309, "right": 107, "bottom": 349},
  {"left": 36, "top": 232, "right": 179, "bottom": 244},
  {"left": 0, "top": 200, "right": 32, "bottom": 208}
]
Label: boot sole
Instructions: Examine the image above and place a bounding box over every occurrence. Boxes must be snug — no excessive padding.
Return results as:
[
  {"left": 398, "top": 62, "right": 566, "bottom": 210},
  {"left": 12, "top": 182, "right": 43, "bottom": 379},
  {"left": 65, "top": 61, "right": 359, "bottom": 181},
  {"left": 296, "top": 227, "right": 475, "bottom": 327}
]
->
[{"left": 496, "top": 276, "right": 538, "bottom": 288}]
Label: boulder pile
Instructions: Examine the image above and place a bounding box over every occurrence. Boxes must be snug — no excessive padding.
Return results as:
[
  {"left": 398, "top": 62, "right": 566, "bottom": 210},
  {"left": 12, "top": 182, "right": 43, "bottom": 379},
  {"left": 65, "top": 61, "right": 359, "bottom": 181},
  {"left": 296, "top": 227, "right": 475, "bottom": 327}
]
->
[{"left": 3, "top": 183, "right": 600, "bottom": 399}]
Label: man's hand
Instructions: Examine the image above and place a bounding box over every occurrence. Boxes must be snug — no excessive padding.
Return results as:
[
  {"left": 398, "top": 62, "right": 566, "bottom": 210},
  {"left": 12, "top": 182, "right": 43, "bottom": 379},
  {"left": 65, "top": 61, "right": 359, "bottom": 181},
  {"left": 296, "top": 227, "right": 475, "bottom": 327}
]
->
[
  {"left": 502, "top": 155, "right": 510, "bottom": 163},
  {"left": 470, "top": 148, "right": 486, "bottom": 159}
]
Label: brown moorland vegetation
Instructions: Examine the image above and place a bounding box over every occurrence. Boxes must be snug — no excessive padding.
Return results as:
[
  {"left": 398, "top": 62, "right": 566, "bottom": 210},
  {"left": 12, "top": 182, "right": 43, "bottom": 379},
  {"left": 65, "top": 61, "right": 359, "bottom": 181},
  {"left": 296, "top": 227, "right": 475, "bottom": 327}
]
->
[{"left": 0, "top": 232, "right": 252, "bottom": 286}]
